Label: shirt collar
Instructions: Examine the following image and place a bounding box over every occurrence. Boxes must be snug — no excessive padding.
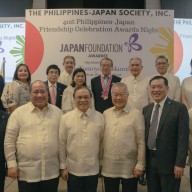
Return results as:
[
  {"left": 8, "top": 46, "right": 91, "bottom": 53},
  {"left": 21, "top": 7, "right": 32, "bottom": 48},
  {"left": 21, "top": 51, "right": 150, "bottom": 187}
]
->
[
  {"left": 75, "top": 108, "right": 91, "bottom": 118},
  {"left": 154, "top": 96, "right": 167, "bottom": 109},
  {"left": 112, "top": 104, "right": 130, "bottom": 114},
  {"left": 63, "top": 69, "right": 73, "bottom": 77},
  {"left": 101, "top": 74, "right": 111, "bottom": 78},
  {"left": 130, "top": 74, "right": 141, "bottom": 81},
  {"left": 157, "top": 72, "right": 168, "bottom": 77},
  {"left": 48, "top": 81, "right": 57, "bottom": 88},
  {"left": 29, "top": 101, "right": 50, "bottom": 112}
]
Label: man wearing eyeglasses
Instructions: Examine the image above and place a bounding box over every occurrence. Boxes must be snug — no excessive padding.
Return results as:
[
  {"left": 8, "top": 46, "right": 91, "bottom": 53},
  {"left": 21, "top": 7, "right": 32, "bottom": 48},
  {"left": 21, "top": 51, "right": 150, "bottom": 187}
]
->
[
  {"left": 59, "top": 86, "right": 104, "bottom": 192},
  {"left": 155, "top": 55, "right": 181, "bottom": 101},
  {"left": 44, "top": 64, "right": 67, "bottom": 109},
  {"left": 102, "top": 82, "right": 145, "bottom": 192},
  {"left": 91, "top": 57, "right": 121, "bottom": 113}
]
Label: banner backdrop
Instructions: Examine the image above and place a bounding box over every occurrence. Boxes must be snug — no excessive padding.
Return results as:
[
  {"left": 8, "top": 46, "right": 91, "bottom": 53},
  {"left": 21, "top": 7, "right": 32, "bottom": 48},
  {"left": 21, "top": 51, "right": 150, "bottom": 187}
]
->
[
  {"left": 174, "top": 18, "right": 192, "bottom": 82},
  {"left": 25, "top": 9, "right": 174, "bottom": 84},
  {"left": 0, "top": 20, "right": 25, "bottom": 82}
]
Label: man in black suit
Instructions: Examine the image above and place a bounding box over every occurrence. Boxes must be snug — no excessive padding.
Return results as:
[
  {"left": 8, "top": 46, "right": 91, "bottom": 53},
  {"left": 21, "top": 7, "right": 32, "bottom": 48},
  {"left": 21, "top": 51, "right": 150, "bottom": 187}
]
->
[
  {"left": 91, "top": 58, "right": 121, "bottom": 113},
  {"left": 0, "top": 110, "right": 9, "bottom": 191},
  {"left": 45, "top": 64, "right": 67, "bottom": 109},
  {"left": 0, "top": 75, "right": 5, "bottom": 111},
  {"left": 143, "top": 75, "right": 189, "bottom": 192}
]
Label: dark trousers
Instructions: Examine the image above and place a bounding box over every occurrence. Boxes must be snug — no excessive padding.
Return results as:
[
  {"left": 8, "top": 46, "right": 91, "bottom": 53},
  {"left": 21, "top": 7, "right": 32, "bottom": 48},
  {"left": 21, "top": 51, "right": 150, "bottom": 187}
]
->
[
  {"left": 18, "top": 177, "right": 59, "bottom": 192},
  {"left": 190, "top": 167, "right": 192, "bottom": 191},
  {"left": 146, "top": 151, "right": 181, "bottom": 192},
  {"left": 103, "top": 176, "right": 138, "bottom": 192},
  {"left": 67, "top": 173, "right": 98, "bottom": 192},
  {"left": 0, "top": 161, "right": 5, "bottom": 192}
]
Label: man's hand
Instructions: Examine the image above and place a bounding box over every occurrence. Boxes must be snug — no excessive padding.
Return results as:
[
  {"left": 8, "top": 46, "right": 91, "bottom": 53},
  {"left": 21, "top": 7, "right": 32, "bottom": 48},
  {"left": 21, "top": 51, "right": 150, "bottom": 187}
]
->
[
  {"left": 8, "top": 166, "right": 19, "bottom": 179},
  {"left": 61, "top": 169, "right": 68, "bottom": 181},
  {"left": 134, "top": 168, "right": 144, "bottom": 177},
  {"left": 174, "top": 166, "right": 184, "bottom": 179}
]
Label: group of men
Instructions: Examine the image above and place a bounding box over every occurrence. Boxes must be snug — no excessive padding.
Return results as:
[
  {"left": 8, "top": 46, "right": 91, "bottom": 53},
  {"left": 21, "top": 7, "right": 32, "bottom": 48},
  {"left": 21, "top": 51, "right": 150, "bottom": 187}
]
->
[{"left": 0, "top": 55, "right": 189, "bottom": 192}]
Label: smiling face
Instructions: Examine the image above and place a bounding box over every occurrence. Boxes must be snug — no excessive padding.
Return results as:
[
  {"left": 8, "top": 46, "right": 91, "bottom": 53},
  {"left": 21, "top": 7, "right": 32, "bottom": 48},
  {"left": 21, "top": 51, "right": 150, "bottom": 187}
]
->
[
  {"left": 17, "top": 65, "right": 29, "bottom": 83},
  {"left": 129, "top": 58, "right": 143, "bottom": 77},
  {"left": 63, "top": 57, "right": 75, "bottom": 74},
  {"left": 74, "top": 88, "right": 91, "bottom": 112},
  {"left": 74, "top": 72, "right": 86, "bottom": 86},
  {"left": 111, "top": 85, "right": 128, "bottom": 110},
  {"left": 155, "top": 57, "right": 169, "bottom": 75},
  {"left": 150, "top": 78, "right": 169, "bottom": 103},
  {"left": 30, "top": 81, "right": 48, "bottom": 110}
]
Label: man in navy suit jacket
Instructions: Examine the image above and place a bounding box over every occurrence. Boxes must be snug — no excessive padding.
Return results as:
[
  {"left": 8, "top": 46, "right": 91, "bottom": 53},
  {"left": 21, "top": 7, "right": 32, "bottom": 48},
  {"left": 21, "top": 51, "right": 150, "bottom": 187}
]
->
[
  {"left": 143, "top": 76, "right": 189, "bottom": 192},
  {"left": 91, "top": 58, "right": 121, "bottom": 113},
  {"left": 0, "top": 110, "right": 9, "bottom": 191},
  {"left": 45, "top": 64, "right": 67, "bottom": 109}
]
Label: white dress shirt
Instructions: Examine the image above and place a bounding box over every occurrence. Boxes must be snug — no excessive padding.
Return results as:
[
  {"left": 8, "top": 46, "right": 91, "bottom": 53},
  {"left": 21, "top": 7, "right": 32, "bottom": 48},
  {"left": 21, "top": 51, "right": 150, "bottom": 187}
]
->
[
  {"left": 121, "top": 75, "right": 150, "bottom": 111},
  {"left": 4, "top": 102, "right": 62, "bottom": 182},
  {"left": 182, "top": 76, "right": 192, "bottom": 108},
  {"left": 58, "top": 69, "right": 72, "bottom": 86},
  {"left": 59, "top": 108, "right": 104, "bottom": 176},
  {"left": 102, "top": 105, "right": 145, "bottom": 179}
]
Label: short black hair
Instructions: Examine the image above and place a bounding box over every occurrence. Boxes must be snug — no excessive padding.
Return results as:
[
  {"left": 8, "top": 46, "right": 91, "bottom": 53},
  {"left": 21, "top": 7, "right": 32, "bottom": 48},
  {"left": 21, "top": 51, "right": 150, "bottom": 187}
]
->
[
  {"left": 149, "top": 75, "right": 168, "bottom": 86},
  {"left": 46, "top": 64, "right": 61, "bottom": 75}
]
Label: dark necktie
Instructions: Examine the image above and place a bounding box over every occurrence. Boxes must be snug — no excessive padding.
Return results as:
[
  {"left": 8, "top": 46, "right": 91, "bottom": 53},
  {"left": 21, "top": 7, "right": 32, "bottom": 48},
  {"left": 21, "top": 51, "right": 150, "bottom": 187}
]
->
[{"left": 147, "top": 103, "right": 160, "bottom": 150}]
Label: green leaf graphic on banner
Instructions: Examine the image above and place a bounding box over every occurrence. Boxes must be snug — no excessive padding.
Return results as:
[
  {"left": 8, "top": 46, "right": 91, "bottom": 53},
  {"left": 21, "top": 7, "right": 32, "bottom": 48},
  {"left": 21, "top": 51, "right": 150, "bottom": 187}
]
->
[{"left": 9, "top": 35, "right": 25, "bottom": 65}]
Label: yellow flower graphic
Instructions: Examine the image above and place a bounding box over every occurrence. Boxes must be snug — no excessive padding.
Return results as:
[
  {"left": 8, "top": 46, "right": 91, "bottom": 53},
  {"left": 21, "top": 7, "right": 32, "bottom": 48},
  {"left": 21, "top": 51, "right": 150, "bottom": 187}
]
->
[{"left": 150, "top": 27, "right": 174, "bottom": 73}]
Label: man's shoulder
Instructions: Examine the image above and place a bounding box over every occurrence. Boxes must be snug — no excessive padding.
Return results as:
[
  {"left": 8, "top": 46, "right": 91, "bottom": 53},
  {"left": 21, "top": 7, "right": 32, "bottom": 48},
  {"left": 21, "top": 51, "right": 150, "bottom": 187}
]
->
[
  {"left": 167, "top": 73, "right": 180, "bottom": 81},
  {"left": 112, "top": 75, "right": 121, "bottom": 81},
  {"left": 103, "top": 106, "right": 114, "bottom": 115},
  {"left": 49, "top": 104, "right": 63, "bottom": 114},
  {"left": 57, "top": 82, "right": 67, "bottom": 89},
  {"left": 91, "top": 75, "right": 100, "bottom": 82},
  {"left": 166, "top": 98, "right": 185, "bottom": 108}
]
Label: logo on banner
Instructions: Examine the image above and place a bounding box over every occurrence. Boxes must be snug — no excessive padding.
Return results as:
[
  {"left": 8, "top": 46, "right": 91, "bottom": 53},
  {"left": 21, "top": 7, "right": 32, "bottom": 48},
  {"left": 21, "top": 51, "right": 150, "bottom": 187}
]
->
[
  {"left": 0, "top": 41, "right": 5, "bottom": 53},
  {"left": 124, "top": 33, "right": 142, "bottom": 52}
]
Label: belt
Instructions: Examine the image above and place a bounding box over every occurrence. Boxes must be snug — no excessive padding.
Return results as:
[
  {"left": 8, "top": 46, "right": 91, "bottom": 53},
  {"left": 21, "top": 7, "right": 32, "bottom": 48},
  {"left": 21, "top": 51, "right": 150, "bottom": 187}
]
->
[{"left": 149, "top": 150, "right": 156, "bottom": 157}]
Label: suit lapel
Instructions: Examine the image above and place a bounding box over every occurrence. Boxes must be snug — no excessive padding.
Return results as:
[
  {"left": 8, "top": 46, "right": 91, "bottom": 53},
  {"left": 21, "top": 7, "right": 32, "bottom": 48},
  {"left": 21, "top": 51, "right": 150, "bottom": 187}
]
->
[
  {"left": 157, "top": 98, "right": 172, "bottom": 136},
  {"left": 145, "top": 104, "right": 154, "bottom": 140},
  {"left": 56, "top": 83, "right": 61, "bottom": 104}
]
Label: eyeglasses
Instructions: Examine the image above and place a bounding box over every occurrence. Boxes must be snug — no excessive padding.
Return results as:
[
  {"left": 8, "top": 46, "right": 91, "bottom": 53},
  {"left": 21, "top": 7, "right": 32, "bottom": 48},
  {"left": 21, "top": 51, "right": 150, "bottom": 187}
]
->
[
  {"left": 112, "top": 93, "right": 127, "bottom": 98},
  {"left": 49, "top": 71, "right": 59, "bottom": 75},
  {"left": 75, "top": 96, "right": 91, "bottom": 100},
  {"left": 156, "top": 62, "right": 168, "bottom": 66}
]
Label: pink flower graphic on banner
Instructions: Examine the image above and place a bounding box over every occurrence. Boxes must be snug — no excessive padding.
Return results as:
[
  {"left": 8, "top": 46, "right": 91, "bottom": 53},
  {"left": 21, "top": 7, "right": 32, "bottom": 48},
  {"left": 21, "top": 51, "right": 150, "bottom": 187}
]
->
[{"left": 124, "top": 33, "right": 142, "bottom": 52}]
